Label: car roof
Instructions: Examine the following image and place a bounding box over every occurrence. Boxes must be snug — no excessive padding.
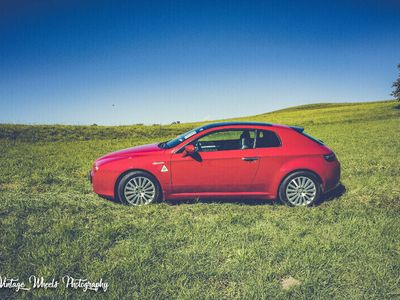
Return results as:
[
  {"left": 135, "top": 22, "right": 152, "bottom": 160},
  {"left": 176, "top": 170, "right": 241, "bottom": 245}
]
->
[
  {"left": 199, "top": 121, "right": 273, "bottom": 130},
  {"left": 198, "top": 122, "right": 304, "bottom": 132}
]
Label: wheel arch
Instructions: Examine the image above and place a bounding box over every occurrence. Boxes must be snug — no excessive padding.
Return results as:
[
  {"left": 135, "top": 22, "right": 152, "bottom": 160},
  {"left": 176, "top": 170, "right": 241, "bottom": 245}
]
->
[
  {"left": 277, "top": 168, "right": 323, "bottom": 194},
  {"left": 114, "top": 168, "right": 164, "bottom": 202}
]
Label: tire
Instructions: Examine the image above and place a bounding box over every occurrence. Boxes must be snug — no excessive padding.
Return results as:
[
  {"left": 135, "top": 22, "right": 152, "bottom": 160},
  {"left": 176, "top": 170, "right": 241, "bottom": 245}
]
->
[
  {"left": 117, "top": 171, "right": 161, "bottom": 205},
  {"left": 278, "top": 171, "right": 321, "bottom": 206}
]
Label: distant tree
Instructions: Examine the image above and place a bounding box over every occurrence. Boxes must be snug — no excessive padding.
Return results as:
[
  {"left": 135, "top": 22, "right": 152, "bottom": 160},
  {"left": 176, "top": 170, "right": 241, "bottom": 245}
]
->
[{"left": 391, "top": 64, "right": 400, "bottom": 101}]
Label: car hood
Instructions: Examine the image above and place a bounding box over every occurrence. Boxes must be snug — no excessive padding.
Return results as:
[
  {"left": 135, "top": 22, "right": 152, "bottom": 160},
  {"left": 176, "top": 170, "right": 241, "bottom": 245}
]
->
[{"left": 97, "top": 143, "right": 162, "bottom": 160}]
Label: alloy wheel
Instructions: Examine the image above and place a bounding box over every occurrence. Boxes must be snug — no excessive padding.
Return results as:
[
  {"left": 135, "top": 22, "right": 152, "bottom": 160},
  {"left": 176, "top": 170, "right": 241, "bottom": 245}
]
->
[
  {"left": 123, "top": 176, "right": 156, "bottom": 205},
  {"left": 285, "top": 176, "right": 317, "bottom": 206}
]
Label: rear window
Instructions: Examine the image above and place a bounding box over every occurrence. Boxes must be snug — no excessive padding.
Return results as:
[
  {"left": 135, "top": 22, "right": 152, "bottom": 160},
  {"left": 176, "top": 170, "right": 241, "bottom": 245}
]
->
[
  {"left": 300, "top": 132, "right": 324, "bottom": 145},
  {"left": 255, "top": 130, "right": 281, "bottom": 148}
]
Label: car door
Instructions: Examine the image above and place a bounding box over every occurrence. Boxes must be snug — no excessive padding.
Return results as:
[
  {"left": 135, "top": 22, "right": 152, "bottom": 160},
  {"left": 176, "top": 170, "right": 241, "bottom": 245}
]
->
[{"left": 170, "top": 129, "right": 260, "bottom": 193}]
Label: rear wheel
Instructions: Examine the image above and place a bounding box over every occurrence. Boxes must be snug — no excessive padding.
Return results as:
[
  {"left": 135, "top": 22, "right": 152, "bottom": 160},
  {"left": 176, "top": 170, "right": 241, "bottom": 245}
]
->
[
  {"left": 278, "top": 171, "right": 321, "bottom": 206},
  {"left": 117, "top": 171, "right": 161, "bottom": 205}
]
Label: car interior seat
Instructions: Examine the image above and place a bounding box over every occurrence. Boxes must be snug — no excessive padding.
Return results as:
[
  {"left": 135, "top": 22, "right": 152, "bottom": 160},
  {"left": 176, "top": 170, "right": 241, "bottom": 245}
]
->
[{"left": 240, "top": 131, "right": 251, "bottom": 149}]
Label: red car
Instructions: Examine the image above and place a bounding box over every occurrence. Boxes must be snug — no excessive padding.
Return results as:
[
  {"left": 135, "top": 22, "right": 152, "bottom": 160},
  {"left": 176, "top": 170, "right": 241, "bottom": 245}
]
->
[{"left": 89, "top": 122, "right": 340, "bottom": 206}]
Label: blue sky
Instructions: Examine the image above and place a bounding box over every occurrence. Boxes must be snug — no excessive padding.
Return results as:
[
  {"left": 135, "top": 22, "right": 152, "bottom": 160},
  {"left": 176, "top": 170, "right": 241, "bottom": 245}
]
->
[{"left": 0, "top": 0, "right": 399, "bottom": 125}]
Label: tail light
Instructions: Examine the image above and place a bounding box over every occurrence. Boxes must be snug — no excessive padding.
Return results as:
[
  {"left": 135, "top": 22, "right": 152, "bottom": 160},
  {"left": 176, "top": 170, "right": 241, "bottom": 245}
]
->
[{"left": 323, "top": 153, "right": 336, "bottom": 162}]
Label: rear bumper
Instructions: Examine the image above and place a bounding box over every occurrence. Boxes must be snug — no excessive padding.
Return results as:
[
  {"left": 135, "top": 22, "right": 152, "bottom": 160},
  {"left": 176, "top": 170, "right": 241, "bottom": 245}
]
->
[
  {"left": 323, "top": 161, "right": 341, "bottom": 193},
  {"left": 324, "top": 180, "right": 341, "bottom": 194},
  {"left": 88, "top": 170, "right": 93, "bottom": 183}
]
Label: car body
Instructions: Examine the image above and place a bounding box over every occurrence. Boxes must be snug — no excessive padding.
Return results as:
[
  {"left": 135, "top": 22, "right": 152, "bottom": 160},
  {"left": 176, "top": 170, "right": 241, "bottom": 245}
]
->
[{"left": 89, "top": 122, "right": 340, "bottom": 206}]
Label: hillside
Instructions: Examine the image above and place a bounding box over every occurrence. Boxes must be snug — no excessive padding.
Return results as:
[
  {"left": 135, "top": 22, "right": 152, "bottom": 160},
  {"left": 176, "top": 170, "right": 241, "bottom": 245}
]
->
[
  {"left": 0, "top": 100, "right": 399, "bottom": 299},
  {"left": 0, "top": 100, "right": 397, "bottom": 142}
]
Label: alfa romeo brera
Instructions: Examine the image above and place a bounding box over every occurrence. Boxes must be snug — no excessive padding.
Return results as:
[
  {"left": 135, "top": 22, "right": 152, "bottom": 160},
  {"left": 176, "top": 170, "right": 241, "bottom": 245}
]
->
[{"left": 89, "top": 122, "right": 340, "bottom": 206}]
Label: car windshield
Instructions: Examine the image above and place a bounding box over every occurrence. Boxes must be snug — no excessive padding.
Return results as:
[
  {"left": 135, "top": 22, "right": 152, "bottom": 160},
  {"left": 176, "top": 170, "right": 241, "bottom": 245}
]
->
[{"left": 159, "top": 127, "right": 203, "bottom": 149}]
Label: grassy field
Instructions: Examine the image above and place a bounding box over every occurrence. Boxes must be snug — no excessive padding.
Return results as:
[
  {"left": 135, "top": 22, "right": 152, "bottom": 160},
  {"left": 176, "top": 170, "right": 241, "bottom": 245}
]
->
[{"left": 0, "top": 100, "right": 399, "bottom": 299}]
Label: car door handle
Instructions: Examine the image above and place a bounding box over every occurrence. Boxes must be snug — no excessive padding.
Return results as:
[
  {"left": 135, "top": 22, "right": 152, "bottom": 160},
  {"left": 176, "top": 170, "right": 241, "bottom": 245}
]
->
[{"left": 242, "top": 157, "right": 259, "bottom": 161}]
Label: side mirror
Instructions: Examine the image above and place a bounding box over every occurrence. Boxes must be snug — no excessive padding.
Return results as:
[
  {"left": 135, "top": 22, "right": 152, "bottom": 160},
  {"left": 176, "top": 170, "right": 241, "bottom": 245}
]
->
[{"left": 183, "top": 144, "right": 196, "bottom": 156}]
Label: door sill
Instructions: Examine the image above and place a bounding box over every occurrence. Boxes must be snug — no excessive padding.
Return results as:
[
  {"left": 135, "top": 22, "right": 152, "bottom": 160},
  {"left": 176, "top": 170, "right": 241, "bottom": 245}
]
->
[{"left": 168, "top": 192, "right": 273, "bottom": 200}]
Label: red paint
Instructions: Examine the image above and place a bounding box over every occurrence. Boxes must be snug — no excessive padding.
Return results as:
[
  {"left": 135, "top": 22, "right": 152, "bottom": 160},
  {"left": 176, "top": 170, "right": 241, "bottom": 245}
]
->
[{"left": 90, "top": 123, "right": 340, "bottom": 201}]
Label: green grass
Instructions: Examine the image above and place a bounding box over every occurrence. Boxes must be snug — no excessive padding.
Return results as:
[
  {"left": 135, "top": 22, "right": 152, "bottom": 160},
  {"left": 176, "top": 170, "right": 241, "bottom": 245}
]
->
[{"left": 0, "top": 100, "right": 399, "bottom": 299}]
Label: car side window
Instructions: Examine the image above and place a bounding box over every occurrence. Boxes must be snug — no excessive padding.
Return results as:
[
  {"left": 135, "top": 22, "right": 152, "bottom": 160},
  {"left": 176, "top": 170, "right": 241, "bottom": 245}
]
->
[
  {"left": 255, "top": 130, "right": 281, "bottom": 148},
  {"left": 193, "top": 129, "right": 256, "bottom": 152}
]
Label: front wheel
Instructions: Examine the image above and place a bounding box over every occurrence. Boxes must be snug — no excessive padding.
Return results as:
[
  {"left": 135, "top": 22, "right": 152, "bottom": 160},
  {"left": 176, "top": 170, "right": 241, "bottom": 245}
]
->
[
  {"left": 278, "top": 171, "right": 321, "bottom": 206},
  {"left": 117, "top": 171, "right": 161, "bottom": 205}
]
